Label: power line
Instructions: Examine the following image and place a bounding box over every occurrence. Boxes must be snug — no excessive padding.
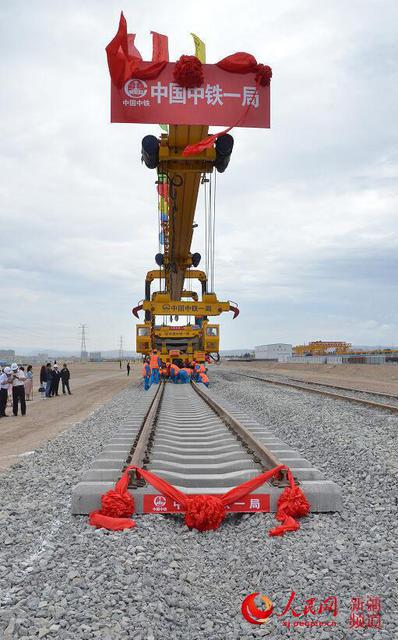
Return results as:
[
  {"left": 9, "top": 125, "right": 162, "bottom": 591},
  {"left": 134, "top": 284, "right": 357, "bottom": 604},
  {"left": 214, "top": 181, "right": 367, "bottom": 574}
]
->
[{"left": 119, "top": 335, "right": 124, "bottom": 361}]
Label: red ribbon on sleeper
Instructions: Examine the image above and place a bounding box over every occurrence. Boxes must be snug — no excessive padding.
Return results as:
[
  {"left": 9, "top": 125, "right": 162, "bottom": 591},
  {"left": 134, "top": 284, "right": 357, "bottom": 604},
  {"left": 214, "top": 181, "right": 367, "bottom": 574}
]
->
[{"left": 89, "top": 464, "right": 310, "bottom": 537}]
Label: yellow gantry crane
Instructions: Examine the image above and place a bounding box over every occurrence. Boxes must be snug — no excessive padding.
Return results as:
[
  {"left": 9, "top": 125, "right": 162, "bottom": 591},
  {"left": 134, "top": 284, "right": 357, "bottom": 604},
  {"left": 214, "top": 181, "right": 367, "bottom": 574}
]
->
[{"left": 293, "top": 341, "right": 352, "bottom": 356}]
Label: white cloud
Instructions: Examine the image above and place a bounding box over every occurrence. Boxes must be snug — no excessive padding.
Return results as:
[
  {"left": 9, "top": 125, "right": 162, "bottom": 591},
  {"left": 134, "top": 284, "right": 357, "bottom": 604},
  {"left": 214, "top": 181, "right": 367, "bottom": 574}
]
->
[{"left": 0, "top": 0, "right": 397, "bottom": 350}]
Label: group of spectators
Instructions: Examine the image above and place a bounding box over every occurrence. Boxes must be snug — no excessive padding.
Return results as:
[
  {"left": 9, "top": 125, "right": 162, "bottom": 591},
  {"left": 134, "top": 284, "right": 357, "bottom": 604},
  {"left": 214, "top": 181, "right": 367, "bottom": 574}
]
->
[
  {"left": 0, "top": 362, "right": 72, "bottom": 417},
  {"left": 0, "top": 363, "right": 33, "bottom": 417},
  {"left": 142, "top": 350, "right": 209, "bottom": 390},
  {"left": 39, "top": 363, "right": 72, "bottom": 398}
]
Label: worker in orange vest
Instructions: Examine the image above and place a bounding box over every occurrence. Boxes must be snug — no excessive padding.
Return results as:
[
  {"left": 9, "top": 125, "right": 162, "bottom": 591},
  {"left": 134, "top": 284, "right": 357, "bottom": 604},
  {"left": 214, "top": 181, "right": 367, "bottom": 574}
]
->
[
  {"left": 170, "top": 362, "right": 180, "bottom": 383},
  {"left": 197, "top": 371, "right": 209, "bottom": 387},
  {"left": 150, "top": 349, "right": 161, "bottom": 384},
  {"left": 142, "top": 358, "right": 151, "bottom": 391}
]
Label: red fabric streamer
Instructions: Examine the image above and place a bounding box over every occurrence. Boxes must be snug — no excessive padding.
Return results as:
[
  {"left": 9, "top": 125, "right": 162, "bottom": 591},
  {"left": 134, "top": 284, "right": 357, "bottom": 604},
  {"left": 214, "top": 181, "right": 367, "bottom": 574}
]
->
[
  {"left": 182, "top": 131, "right": 226, "bottom": 157},
  {"left": 89, "top": 512, "right": 135, "bottom": 531},
  {"left": 269, "top": 470, "right": 310, "bottom": 537},
  {"left": 157, "top": 182, "right": 169, "bottom": 199},
  {"left": 106, "top": 12, "right": 168, "bottom": 89},
  {"left": 126, "top": 34, "right": 142, "bottom": 60},
  {"left": 89, "top": 464, "right": 310, "bottom": 536},
  {"left": 151, "top": 31, "right": 169, "bottom": 63},
  {"left": 173, "top": 55, "right": 204, "bottom": 88}
]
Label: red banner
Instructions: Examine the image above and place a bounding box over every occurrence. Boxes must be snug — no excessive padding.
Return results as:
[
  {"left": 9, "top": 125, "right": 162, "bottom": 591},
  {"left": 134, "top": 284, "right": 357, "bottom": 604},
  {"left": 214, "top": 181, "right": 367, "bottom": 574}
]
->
[
  {"left": 111, "top": 62, "right": 270, "bottom": 128},
  {"left": 143, "top": 493, "right": 270, "bottom": 513}
]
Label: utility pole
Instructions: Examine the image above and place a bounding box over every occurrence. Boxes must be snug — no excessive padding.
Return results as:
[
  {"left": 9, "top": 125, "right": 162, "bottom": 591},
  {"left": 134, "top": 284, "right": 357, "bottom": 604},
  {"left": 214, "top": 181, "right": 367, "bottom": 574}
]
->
[
  {"left": 80, "top": 324, "right": 88, "bottom": 361},
  {"left": 118, "top": 335, "right": 124, "bottom": 362}
]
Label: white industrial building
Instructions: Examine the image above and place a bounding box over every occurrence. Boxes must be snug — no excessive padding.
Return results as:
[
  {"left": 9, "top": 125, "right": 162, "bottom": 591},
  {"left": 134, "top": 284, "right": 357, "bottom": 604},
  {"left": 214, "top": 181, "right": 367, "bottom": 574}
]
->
[{"left": 254, "top": 343, "right": 292, "bottom": 361}]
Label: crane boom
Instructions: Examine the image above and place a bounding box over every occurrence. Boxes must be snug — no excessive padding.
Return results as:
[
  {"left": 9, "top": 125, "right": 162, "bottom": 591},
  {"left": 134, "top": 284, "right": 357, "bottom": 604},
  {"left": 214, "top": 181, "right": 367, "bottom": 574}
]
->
[{"left": 163, "top": 125, "right": 209, "bottom": 300}]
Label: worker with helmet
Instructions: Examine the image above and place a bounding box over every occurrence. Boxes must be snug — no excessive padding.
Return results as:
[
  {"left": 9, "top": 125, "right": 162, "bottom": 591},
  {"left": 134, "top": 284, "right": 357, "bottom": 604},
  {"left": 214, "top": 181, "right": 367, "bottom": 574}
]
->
[
  {"left": 142, "top": 358, "right": 151, "bottom": 391},
  {"left": 149, "top": 349, "right": 162, "bottom": 384},
  {"left": 169, "top": 362, "right": 180, "bottom": 383},
  {"left": 11, "top": 363, "right": 27, "bottom": 416},
  {"left": 0, "top": 366, "right": 12, "bottom": 417}
]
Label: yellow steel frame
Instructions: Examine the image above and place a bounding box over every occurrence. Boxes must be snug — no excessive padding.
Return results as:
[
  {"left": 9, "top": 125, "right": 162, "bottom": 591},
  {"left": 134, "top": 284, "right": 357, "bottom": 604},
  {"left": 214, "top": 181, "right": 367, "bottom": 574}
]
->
[{"left": 143, "top": 292, "right": 230, "bottom": 317}]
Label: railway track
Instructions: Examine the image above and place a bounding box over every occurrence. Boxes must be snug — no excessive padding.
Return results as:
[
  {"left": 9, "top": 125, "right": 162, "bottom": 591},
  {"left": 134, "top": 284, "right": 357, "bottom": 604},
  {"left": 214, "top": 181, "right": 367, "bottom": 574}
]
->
[
  {"left": 72, "top": 380, "right": 341, "bottom": 515},
  {"left": 225, "top": 370, "right": 398, "bottom": 413}
]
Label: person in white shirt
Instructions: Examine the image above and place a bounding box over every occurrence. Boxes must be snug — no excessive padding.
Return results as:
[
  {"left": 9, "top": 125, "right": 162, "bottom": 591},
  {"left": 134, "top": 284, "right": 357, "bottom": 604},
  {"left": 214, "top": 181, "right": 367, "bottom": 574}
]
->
[
  {"left": 11, "top": 363, "right": 27, "bottom": 416},
  {"left": 0, "top": 366, "right": 12, "bottom": 417}
]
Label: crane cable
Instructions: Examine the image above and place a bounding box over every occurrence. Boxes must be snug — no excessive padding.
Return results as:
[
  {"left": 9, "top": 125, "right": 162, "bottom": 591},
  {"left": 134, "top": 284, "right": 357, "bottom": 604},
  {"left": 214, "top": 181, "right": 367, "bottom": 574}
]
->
[
  {"left": 212, "top": 171, "right": 217, "bottom": 293},
  {"left": 202, "top": 170, "right": 217, "bottom": 293}
]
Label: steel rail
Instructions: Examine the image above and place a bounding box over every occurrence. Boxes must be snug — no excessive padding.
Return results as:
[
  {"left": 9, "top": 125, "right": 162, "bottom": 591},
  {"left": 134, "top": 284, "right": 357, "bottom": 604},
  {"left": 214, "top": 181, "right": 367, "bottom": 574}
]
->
[
  {"left": 126, "top": 381, "right": 165, "bottom": 481},
  {"left": 226, "top": 372, "right": 398, "bottom": 413},
  {"left": 191, "top": 381, "right": 287, "bottom": 483},
  {"left": 255, "top": 373, "right": 398, "bottom": 401},
  {"left": 126, "top": 379, "right": 288, "bottom": 488}
]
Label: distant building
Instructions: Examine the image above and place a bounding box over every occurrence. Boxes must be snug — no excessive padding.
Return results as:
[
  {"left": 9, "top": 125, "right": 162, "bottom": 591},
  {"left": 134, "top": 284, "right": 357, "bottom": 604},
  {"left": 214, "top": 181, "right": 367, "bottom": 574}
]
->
[
  {"left": 254, "top": 344, "right": 292, "bottom": 361},
  {"left": 0, "top": 349, "right": 15, "bottom": 360},
  {"left": 89, "top": 352, "right": 102, "bottom": 362},
  {"left": 80, "top": 350, "right": 88, "bottom": 361}
]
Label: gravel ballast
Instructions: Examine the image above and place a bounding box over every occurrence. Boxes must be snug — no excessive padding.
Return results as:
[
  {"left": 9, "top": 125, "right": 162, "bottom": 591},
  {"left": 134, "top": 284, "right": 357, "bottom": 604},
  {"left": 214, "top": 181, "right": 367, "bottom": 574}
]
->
[{"left": 0, "top": 373, "right": 396, "bottom": 639}]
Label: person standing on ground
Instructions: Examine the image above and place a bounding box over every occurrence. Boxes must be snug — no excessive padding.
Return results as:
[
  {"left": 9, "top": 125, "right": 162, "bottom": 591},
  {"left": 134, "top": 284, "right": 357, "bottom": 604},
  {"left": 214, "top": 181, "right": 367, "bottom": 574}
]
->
[
  {"left": 25, "top": 365, "right": 33, "bottom": 400},
  {"left": 51, "top": 364, "right": 61, "bottom": 396},
  {"left": 127, "top": 362, "right": 131, "bottom": 376},
  {"left": 45, "top": 363, "right": 53, "bottom": 398},
  {"left": 119, "top": 360, "right": 122, "bottom": 369},
  {"left": 150, "top": 349, "right": 161, "bottom": 384},
  {"left": 0, "top": 367, "right": 12, "bottom": 417},
  {"left": 40, "top": 364, "right": 47, "bottom": 385},
  {"left": 142, "top": 358, "right": 151, "bottom": 391},
  {"left": 61, "top": 363, "right": 72, "bottom": 395},
  {"left": 11, "top": 363, "right": 27, "bottom": 416}
]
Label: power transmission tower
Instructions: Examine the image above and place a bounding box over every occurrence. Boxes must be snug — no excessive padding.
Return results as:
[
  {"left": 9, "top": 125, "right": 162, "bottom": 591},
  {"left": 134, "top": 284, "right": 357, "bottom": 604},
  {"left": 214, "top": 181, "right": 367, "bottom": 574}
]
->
[
  {"left": 118, "top": 336, "right": 124, "bottom": 361},
  {"left": 80, "top": 324, "right": 88, "bottom": 361}
]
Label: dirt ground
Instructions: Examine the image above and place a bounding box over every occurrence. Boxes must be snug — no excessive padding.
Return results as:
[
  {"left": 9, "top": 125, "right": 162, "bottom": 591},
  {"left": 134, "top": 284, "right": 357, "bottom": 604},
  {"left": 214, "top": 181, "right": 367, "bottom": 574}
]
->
[
  {"left": 0, "top": 361, "right": 141, "bottom": 473},
  {"left": 221, "top": 360, "right": 398, "bottom": 395}
]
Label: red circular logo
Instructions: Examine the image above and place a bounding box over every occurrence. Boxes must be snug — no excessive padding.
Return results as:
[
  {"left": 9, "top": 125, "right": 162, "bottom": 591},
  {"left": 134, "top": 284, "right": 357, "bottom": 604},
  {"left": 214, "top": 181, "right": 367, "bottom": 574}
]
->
[
  {"left": 154, "top": 495, "right": 166, "bottom": 507},
  {"left": 241, "top": 593, "right": 274, "bottom": 625}
]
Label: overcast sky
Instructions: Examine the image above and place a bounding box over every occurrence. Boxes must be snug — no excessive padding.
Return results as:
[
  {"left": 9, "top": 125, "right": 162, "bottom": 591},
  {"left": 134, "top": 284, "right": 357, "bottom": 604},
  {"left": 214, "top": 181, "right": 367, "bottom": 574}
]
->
[{"left": 0, "top": 0, "right": 397, "bottom": 353}]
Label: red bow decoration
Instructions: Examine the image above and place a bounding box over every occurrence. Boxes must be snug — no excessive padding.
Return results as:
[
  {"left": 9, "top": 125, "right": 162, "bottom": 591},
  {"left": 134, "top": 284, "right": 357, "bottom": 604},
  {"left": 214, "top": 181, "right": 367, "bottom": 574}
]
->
[
  {"left": 89, "top": 464, "right": 310, "bottom": 537},
  {"left": 173, "top": 55, "right": 204, "bottom": 88}
]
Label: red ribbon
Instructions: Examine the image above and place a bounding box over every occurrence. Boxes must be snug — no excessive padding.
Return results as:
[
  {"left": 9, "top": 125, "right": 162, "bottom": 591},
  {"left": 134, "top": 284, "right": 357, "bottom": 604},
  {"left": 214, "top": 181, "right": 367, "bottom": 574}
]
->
[
  {"left": 89, "top": 464, "right": 310, "bottom": 537},
  {"left": 106, "top": 12, "right": 168, "bottom": 89}
]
